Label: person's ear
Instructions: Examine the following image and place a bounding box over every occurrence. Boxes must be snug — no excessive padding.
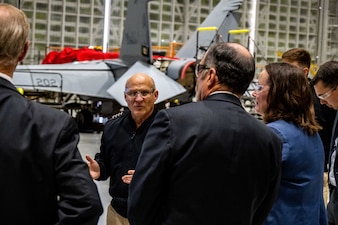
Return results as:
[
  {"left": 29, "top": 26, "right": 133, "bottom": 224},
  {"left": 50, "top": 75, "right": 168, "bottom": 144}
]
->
[
  {"left": 18, "top": 41, "right": 30, "bottom": 62},
  {"left": 207, "top": 67, "right": 218, "bottom": 85},
  {"left": 153, "top": 89, "right": 159, "bottom": 102},
  {"left": 303, "top": 67, "right": 309, "bottom": 77}
]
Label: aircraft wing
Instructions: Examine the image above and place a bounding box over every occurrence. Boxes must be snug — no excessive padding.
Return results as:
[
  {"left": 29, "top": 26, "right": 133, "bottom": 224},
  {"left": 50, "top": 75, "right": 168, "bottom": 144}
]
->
[
  {"left": 175, "top": 0, "right": 244, "bottom": 59},
  {"left": 13, "top": 60, "right": 127, "bottom": 99},
  {"left": 107, "top": 61, "right": 186, "bottom": 107}
]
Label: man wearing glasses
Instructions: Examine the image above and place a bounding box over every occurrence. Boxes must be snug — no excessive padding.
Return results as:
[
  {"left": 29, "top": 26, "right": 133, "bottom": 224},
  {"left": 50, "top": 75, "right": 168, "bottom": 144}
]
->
[
  {"left": 128, "top": 42, "right": 282, "bottom": 225},
  {"left": 86, "top": 73, "right": 158, "bottom": 225},
  {"left": 312, "top": 61, "right": 338, "bottom": 225}
]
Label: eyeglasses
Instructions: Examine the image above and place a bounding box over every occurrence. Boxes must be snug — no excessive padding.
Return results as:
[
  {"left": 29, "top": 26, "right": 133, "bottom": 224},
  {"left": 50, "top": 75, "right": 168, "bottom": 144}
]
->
[
  {"left": 195, "top": 64, "right": 210, "bottom": 77},
  {"left": 125, "top": 89, "right": 154, "bottom": 98},
  {"left": 317, "top": 85, "right": 337, "bottom": 100}
]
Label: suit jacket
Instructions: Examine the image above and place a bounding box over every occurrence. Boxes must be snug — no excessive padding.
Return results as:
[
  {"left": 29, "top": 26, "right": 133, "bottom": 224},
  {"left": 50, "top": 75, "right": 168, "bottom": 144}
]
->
[
  {"left": 310, "top": 83, "right": 336, "bottom": 169},
  {"left": 128, "top": 93, "right": 282, "bottom": 225},
  {"left": 264, "top": 120, "right": 327, "bottom": 225},
  {"left": 0, "top": 77, "right": 103, "bottom": 225},
  {"left": 330, "top": 112, "right": 338, "bottom": 189}
]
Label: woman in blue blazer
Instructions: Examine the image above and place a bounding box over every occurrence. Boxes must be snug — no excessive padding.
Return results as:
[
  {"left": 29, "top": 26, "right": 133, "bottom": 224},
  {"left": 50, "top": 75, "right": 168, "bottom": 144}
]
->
[{"left": 253, "top": 62, "right": 327, "bottom": 225}]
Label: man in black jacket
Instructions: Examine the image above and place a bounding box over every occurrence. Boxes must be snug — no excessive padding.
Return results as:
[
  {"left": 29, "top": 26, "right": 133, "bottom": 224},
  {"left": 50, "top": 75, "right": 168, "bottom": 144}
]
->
[
  {"left": 86, "top": 72, "right": 159, "bottom": 225},
  {"left": 0, "top": 3, "right": 103, "bottom": 225}
]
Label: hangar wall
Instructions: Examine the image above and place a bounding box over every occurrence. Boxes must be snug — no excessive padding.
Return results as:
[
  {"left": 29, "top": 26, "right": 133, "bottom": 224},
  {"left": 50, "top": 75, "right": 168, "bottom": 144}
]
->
[{"left": 2, "top": 0, "right": 338, "bottom": 69}]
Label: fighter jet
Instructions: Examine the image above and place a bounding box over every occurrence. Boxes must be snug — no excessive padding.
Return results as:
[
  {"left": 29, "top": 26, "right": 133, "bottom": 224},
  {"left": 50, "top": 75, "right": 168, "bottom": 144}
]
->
[{"left": 13, "top": 0, "right": 244, "bottom": 122}]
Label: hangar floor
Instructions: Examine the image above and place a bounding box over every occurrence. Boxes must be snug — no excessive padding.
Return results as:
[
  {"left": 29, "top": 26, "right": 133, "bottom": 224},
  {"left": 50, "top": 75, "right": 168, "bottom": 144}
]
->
[{"left": 78, "top": 132, "right": 110, "bottom": 225}]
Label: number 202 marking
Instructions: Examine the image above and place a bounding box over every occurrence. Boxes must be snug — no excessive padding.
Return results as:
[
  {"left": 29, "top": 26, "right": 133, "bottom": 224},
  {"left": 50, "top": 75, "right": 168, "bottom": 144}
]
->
[{"left": 34, "top": 78, "right": 58, "bottom": 87}]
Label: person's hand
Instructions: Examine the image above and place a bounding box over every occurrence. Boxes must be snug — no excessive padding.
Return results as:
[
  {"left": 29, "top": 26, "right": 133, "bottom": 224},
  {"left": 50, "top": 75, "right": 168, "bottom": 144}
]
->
[
  {"left": 85, "top": 154, "right": 100, "bottom": 179},
  {"left": 122, "top": 170, "right": 135, "bottom": 184}
]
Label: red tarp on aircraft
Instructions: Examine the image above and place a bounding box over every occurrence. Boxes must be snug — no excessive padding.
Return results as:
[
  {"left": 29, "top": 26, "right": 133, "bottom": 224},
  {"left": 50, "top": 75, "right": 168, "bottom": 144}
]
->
[{"left": 42, "top": 47, "right": 119, "bottom": 64}]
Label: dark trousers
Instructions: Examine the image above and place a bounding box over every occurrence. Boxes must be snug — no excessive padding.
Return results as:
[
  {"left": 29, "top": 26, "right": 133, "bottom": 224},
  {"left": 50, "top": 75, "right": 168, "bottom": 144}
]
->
[{"left": 328, "top": 187, "right": 338, "bottom": 225}]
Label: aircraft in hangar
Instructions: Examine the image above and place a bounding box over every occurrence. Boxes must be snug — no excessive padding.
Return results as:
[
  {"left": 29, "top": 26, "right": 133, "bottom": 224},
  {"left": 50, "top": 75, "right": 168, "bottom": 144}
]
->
[{"left": 13, "top": 0, "right": 244, "bottom": 130}]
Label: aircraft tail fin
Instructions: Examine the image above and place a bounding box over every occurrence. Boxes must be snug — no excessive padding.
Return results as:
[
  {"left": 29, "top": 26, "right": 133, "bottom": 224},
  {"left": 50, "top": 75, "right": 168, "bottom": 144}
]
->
[
  {"left": 119, "top": 0, "right": 153, "bottom": 66},
  {"left": 175, "top": 0, "right": 244, "bottom": 59}
]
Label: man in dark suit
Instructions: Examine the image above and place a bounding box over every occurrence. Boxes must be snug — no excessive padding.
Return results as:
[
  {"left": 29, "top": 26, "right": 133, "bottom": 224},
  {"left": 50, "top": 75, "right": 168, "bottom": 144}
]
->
[
  {"left": 128, "top": 42, "right": 282, "bottom": 225},
  {"left": 312, "top": 61, "right": 338, "bottom": 225},
  {"left": 0, "top": 3, "right": 103, "bottom": 225}
]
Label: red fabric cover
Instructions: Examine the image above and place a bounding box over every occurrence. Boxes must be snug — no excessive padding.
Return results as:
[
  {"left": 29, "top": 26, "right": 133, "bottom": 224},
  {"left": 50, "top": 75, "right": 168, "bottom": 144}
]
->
[{"left": 42, "top": 47, "right": 119, "bottom": 64}]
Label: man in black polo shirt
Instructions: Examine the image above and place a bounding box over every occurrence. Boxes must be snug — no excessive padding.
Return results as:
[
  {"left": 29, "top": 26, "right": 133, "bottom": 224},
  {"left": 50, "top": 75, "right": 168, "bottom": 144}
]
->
[{"left": 86, "top": 72, "right": 158, "bottom": 225}]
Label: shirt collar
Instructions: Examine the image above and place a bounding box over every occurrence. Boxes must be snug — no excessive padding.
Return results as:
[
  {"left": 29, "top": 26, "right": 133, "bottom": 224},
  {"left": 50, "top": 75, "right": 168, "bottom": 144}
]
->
[
  {"left": 0, "top": 72, "right": 13, "bottom": 84},
  {"left": 209, "top": 91, "right": 239, "bottom": 99}
]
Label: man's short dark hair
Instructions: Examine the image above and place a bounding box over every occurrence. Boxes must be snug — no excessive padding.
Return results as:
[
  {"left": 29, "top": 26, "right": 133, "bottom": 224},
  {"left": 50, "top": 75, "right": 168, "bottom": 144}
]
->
[
  {"left": 312, "top": 61, "right": 338, "bottom": 88},
  {"left": 282, "top": 48, "right": 311, "bottom": 69},
  {"left": 204, "top": 42, "right": 255, "bottom": 94}
]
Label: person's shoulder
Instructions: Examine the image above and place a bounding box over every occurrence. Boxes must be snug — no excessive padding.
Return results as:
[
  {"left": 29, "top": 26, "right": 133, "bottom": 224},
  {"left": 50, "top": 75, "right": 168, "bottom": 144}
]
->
[
  {"left": 266, "top": 120, "right": 298, "bottom": 142},
  {"left": 267, "top": 120, "right": 295, "bottom": 133},
  {"left": 168, "top": 101, "right": 201, "bottom": 111},
  {"left": 104, "top": 109, "right": 129, "bottom": 127},
  {"left": 162, "top": 101, "right": 201, "bottom": 118},
  {"left": 28, "top": 100, "right": 69, "bottom": 118},
  {"left": 18, "top": 99, "right": 77, "bottom": 135}
]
